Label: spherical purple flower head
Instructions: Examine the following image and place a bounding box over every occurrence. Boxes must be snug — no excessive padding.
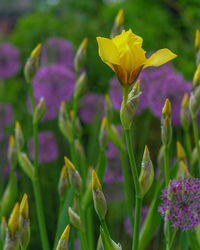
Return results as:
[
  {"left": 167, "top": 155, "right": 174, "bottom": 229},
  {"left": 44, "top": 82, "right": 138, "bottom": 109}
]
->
[
  {"left": 0, "top": 43, "right": 20, "bottom": 79},
  {"left": 30, "top": 65, "right": 75, "bottom": 120},
  {"left": 143, "top": 63, "right": 191, "bottom": 125},
  {"left": 28, "top": 131, "right": 59, "bottom": 164},
  {"left": 0, "top": 103, "right": 14, "bottom": 139},
  {"left": 125, "top": 206, "right": 149, "bottom": 236},
  {"left": 109, "top": 75, "right": 149, "bottom": 114},
  {"left": 79, "top": 92, "right": 104, "bottom": 123},
  {"left": 159, "top": 178, "right": 200, "bottom": 231},
  {"left": 41, "top": 37, "right": 74, "bottom": 70}
]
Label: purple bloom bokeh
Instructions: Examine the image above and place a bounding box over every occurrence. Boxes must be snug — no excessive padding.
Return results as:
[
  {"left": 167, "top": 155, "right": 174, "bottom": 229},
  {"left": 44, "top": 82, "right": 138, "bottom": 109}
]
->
[
  {"left": 79, "top": 93, "right": 104, "bottom": 123},
  {"left": 41, "top": 37, "right": 74, "bottom": 70},
  {"left": 28, "top": 131, "right": 59, "bottom": 164},
  {"left": 125, "top": 206, "right": 149, "bottom": 236},
  {"left": 30, "top": 65, "right": 75, "bottom": 120},
  {"left": 159, "top": 178, "right": 200, "bottom": 231},
  {"left": 0, "top": 43, "right": 20, "bottom": 79},
  {"left": 109, "top": 63, "right": 192, "bottom": 126}
]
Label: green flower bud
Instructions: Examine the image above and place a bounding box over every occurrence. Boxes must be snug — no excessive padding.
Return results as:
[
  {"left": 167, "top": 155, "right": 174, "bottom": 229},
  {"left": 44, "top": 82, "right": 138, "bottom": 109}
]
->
[
  {"left": 33, "top": 97, "right": 46, "bottom": 124},
  {"left": 58, "top": 165, "right": 69, "bottom": 201},
  {"left": 120, "top": 80, "right": 141, "bottom": 129},
  {"left": 7, "top": 136, "right": 17, "bottom": 171},
  {"left": 189, "top": 87, "right": 200, "bottom": 117},
  {"left": 58, "top": 101, "right": 73, "bottom": 143},
  {"left": 8, "top": 203, "right": 20, "bottom": 239},
  {"left": 74, "top": 72, "right": 86, "bottom": 100},
  {"left": 176, "top": 160, "right": 190, "bottom": 180},
  {"left": 97, "top": 235, "right": 104, "bottom": 250},
  {"left": 105, "top": 94, "right": 114, "bottom": 123},
  {"left": 157, "top": 145, "right": 164, "bottom": 170},
  {"left": 74, "top": 38, "right": 88, "bottom": 74},
  {"left": 56, "top": 225, "right": 70, "bottom": 250},
  {"left": 24, "top": 43, "right": 42, "bottom": 83},
  {"left": 161, "top": 99, "right": 172, "bottom": 146},
  {"left": 92, "top": 170, "right": 107, "bottom": 220},
  {"left": 68, "top": 207, "right": 83, "bottom": 231},
  {"left": 180, "top": 93, "right": 190, "bottom": 131},
  {"left": 64, "top": 157, "right": 82, "bottom": 196},
  {"left": 99, "top": 117, "right": 108, "bottom": 150},
  {"left": 1, "top": 172, "right": 17, "bottom": 217},
  {"left": 3, "top": 233, "right": 19, "bottom": 250},
  {"left": 139, "top": 146, "right": 154, "bottom": 198},
  {"left": 18, "top": 153, "right": 34, "bottom": 181},
  {"left": 176, "top": 141, "right": 186, "bottom": 161},
  {"left": 15, "top": 121, "right": 24, "bottom": 152},
  {"left": 108, "top": 124, "right": 124, "bottom": 151}
]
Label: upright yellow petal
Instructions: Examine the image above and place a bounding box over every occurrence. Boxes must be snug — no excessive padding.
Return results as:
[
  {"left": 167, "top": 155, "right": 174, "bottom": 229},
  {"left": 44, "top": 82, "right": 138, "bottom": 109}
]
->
[
  {"left": 144, "top": 48, "right": 177, "bottom": 68},
  {"left": 96, "top": 37, "right": 120, "bottom": 67}
]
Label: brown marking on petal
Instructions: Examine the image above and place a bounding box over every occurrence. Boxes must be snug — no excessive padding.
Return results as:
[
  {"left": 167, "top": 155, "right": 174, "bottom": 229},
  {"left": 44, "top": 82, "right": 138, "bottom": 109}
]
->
[
  {"left": 113, "top": 64, "right": 128, "bottom": 86},
  {"left": 128, "top": 65, "right": 144, "bottom": 85}
]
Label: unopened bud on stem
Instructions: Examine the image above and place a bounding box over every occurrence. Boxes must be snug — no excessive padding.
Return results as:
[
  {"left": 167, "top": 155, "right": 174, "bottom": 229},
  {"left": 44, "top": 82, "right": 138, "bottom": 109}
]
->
[
  {"left": 68, "top": 207, "right": 83, "bottom": 231},
  {"left": 180, "top": 93, "right": 190, "bottom": 131},
  {"left": 74, "top": 38, "right": 88, "bottom": 74},
  {"left": 7, "top": 135, "right": 17, "bottom": 170},
  {"left": 33, "top": 97, "right": 46, "bottom": 124},
  {"left": 56, "top": 224, "right": 70, "bottom": 250},
  {"left": 15, "top": 121, "right": 24, "bottom": 152}
]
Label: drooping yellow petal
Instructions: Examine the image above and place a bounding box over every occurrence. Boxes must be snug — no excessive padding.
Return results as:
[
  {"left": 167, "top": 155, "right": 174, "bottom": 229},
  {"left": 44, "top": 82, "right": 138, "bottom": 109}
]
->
[
  {"left": 144, "top": 49, "right": 177, "bottom": 68},
  {"left": 96, "top": 37, "right": 120, "bottom": 68}
]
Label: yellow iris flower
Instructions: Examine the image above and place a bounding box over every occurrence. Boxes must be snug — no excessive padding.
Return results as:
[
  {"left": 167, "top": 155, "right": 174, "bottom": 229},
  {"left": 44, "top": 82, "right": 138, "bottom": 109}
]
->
[{"left": 97, "top": 29, "right": 177, "bottom": 86}]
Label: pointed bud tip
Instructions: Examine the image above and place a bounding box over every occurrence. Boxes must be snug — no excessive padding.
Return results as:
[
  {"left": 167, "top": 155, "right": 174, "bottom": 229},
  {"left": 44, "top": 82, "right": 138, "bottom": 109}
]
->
[
  {"left": 9, "top": 135, "right": 15, "bottom": 147},
  {"left": 15, "top": 121, "right": 20, "bottom": 129},
  {"left": 176, "top": 141, "right": 186, "bottom": 161},
  {"left": 92, "top": 170, "right": 101, "bottom": 190},
  {"left": 162, "top": 98, "right": 171, "bottom": 117},
  {"left": 60, "top": 224, "right": 70, "bottom": 241},
  {"left": 115, "top": 9, "right": 124, "bottom": 27},
  {"left": 64, "top": 156, "right": 76, "bottom": 171},
  {"left": 181, "top": 93, "right": 189, "bottom": 108},
  {"left": 8, "top": 202, "right": 20, "bottom": 237},
  {"left": 20, "top": 193, "right": 29, "bottom": 219},
  {"left": 30, "top": 43, "right": 42, "bottom": 60}
]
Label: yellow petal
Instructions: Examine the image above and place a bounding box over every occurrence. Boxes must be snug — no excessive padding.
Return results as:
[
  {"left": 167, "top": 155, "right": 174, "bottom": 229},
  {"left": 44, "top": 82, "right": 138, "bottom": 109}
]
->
[
  {"left": 144, "top": 49, "right": 177, "bottom": 68},
  {"left": 96, "top": 37, "right": 120, "bottom": 67}
]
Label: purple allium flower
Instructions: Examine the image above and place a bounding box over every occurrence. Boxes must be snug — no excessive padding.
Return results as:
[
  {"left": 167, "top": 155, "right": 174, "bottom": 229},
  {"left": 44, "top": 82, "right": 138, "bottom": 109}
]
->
[
  {"left": 109, "top": 63, "right": 192, "bottom": 125},
  {"left": 41, "top": 37, "right": 74, "bottom": 70},
  {"left": 79, "top": 93, "right": 104, "bottom": 123},
  {"left": 0, "top": 43, "right": 20, "bottom": 79},
  {"left": 159, "top": 178, "right": 200, "bottom": 231},
  {"left": 30, "top": 65, "right": 75, "bottom": 120},
  {"left": 28, "top": 131, "right": 59, "bottom": 164},
  {"left": 125, "top": 206, "right": 149, "bottom": 236}
]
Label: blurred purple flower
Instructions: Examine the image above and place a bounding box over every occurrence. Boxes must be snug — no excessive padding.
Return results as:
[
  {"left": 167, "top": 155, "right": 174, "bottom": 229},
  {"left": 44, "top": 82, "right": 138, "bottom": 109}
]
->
[
  {"left": 79, "top": 93, "right": 104, "bottom": 123},
  {"left": 125, "top": 206, "right": 149, "bottom": 236},
  {"left": 30, "top": 65, "right": 75, "bottom": 120},
  {"left": 109, "top": 63, "right": 192, "bottom": 125},
  {"left": 159, "top": 178, "right": 200, "bottom": 231},
  {"left": 28, "top": 131, "right": 59, "bottom": 164},
  {"left": 0, "top": 43, "right": 20, "bottom": 79},
  {"left": 41, "top": 37, "right": 74, "bottom": 70}
]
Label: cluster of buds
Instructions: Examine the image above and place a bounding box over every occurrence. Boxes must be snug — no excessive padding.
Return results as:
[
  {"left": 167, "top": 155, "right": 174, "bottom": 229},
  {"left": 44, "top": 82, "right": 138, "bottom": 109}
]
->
[
  {"left": 64, "top": 156, "right": 83, "bottom": 196},
  {"left": 161, "top": 98, "right": 172, "bottom": 146},
  {"left": 74, "top": 37, "right": 88, "bottom": 74},
  {"left": 92, "top": 170, "right": 107, "bottom": 220},
  {"left": 180, "top": 93, "right": 190, "bottom": 131},
  {"left": 24, "top": 43, "right": 42, "bottom": 83},
  {"left": 110, "top": 9, "right": 124, "bottom": 38},
  {"left": 139, "top": 146, "right": 154, "bottom": 198},
  {"left": 56, "top": 225, "right": 70, "bottom": 250},
  {"left": 120, "top": 80, "right": 141, "bottom": 130}
]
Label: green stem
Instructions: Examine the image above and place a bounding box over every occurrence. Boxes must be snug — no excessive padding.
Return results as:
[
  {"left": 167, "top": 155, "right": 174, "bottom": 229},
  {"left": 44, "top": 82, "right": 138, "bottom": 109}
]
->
[
  {"left": 124, "top": 129, "right": 141, "bottom": 250},
  {"left": 184, "top": 129, "right": 193, "bottom": 173},
  {"left": 164, "top": 145, "right": 170, "bottom": 186},
  {"left": 100, "top": 219, "right": 110, "bottom": 238},
  {"left": 192, "top": 116, "right": 200, "bottom": 175},
  {"left": 28, "top": 82, "right": 49, "bottom": 250},
  {"left": 164, "top": 144, "right": 170, "bottom": 250},
  {"left": 86, "top": 206, "right": 94, "bottom": 250},
  {"left": 78, "top": 196, "right": 88, "bottom": 250},
  {"left": 120, "top": 147, "right": 134, "bottom": 230}
]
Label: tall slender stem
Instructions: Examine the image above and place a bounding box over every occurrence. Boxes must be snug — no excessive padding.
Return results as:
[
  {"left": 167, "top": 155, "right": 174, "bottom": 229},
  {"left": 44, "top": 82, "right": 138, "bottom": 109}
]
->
[
  {"left": 78, "top": 196, "right": 88, "bottom": 250},
  {"left": 184, "top": 129, "right": 193, "bottom": 173},
  {"left": 164, "top": 144, "right": 170, "bottom": 250},
  {"left": 124, "top": 129, "right": 141, "bottom": 250},
  {"left": 28, "top": 83, "right": 49, "bottom": 250},
  {"left": 192, "top": 116, "right": 200, "bottom": 175}
]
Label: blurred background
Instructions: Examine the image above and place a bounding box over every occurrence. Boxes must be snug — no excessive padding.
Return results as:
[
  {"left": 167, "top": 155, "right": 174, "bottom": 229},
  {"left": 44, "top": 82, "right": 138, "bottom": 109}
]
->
[{"left": 0, "top": 0, "right": 200, "bottom": 249}]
